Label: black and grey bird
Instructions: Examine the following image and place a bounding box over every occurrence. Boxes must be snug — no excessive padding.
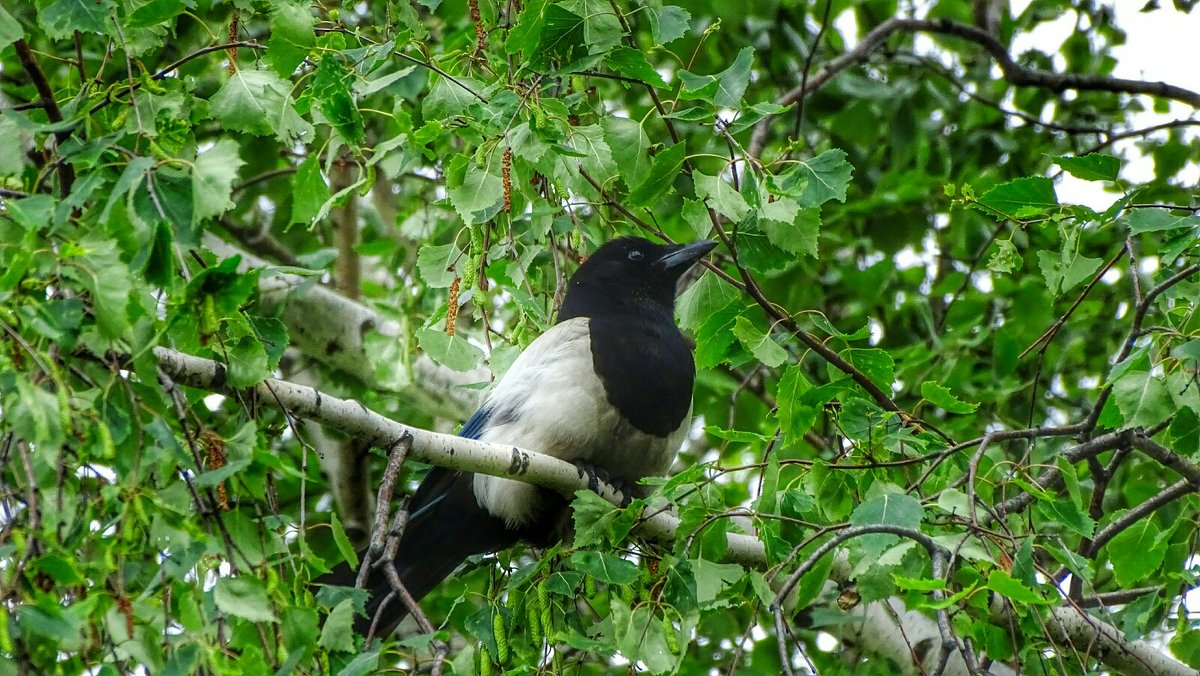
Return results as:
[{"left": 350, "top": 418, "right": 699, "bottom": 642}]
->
[{"left": 317, "top": 236, "right": 716, "bottom": 637}]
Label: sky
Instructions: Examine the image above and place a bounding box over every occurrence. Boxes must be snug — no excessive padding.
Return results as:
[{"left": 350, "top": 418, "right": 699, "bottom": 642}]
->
[{"left": 1010, "top": 0, "right": 1200, "bottom": 202}]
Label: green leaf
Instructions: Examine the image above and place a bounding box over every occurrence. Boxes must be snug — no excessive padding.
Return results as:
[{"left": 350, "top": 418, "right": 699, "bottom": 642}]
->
[
  {"left": 265, "top": 2, "right": 315, "bottom": 76},
  {"left": 1124, "top": 209, "right": 1200, "bottom": 234},
  {"left": 558, "top": 0, "right": 623, "bottom": 54},
  {"left": 986, "top": 570, "right": 1049, "bottom": 605},
  {"left": 127, "top": 0, "right": 184, "bottom": 28},
  {"left": 627, "top": 142, "right": 686, "bottom": 207},
  {"left": 416, "top": 243, "right": 463, "bottom": 288},
  {"left": 987, "top": 238, "right": 1022, "bottom": 274},
  {"left": 505, "top": 0, "right": 547, "bottom": 54},
  {"left": 732, "top": 316, "right": 787, "bottom": 368},
  {"left": 63, "top": 235, "right": 132, "bottom": 339},
  {"left": 1036, "top": 499, "right": 1096, "bottom": 539},
  {"left": 15, "top": 604, "right": 81, "bottom": 646},
  {"left": 850, "top": 490, "right": 923, "bottom": 561},
  {"left": 647, "top": 4, "right": 690, "bottom": 45},
  {"left": 692, "top": 560, "right": 745, "bottom": 607},
  {"left": 327, "top": 511, "right": 359, "bottom": 574},
  {"left": 0, "top": 115, "right": 27, "bottom": 174},
  {"left": 602, "top": 116, "right": 653, "bottom": 189},
  {"left": 312, "top": 55, "right": 365, "bottom": 146},
  {"left": 289, "top": 154, "right": 330, "bottom": 225},
  {"left": 564, "top": 124, "right": 617, "bottom": 189},
  {"left": 0, "top": 4, "right": 22, "bottom": 49},
  {"left": 318, "top": 600, "right": 357, "bottom": 651},
  {"left": 249, "top": 316, "right": 288, "bottom": 371},
  {"left": 678, "top": 47, "right": 754, "bottom": 108},
  {"left": 761, "top": 198, "right": 820, "bottom": 258},
  {"left": 571, "top": 490, "right": 622, "bottom": 548},
  {"left": 777, "top": 366, "right": 817, "bottom": 445},
  {"left": 976, "top": 176, "right": 1058, "bottom": 218},
  {"left": 210, "top": 68, "right": 314, "bottom": 143},
  {"left": 38, "top": 0, "right": 115, "bottom": 40},
  {"left": 840, "top": 348, "right": 895, "bottom": 391},
  {"left": 1171, "top": 405, "right": 1200, "bottom": 458},
  {"left": 851, "top": 492, "right": 923, "bottom": 530},
  {"left": 214, "top": 576, "right": 278, "bottom": 623},
  {"left": 570, "top": 551, "right": 639, "bottom": 584},
  {"left": 1107, "top": 519, "right": 1167, "bottom": 586},
  {"left": 416, "top": 327, "right": 485, "bottom": 372},
  {"left": 423, "top": 75, "right": 484, "bottom": 118},
  {"left": 225, "top": 335, "right": 270, "bottom": 387},
  {"left": 607, "top": 47, "right": 668, "bottom": 89},
  {"left": 194, "top": 459, "right": 252, "bottom": 487},
  {"left": 1112, "top": 370, "right": 1174, "bottom": 428},
  {"left": 694, "top": 171, "right": 749, "bottom": 223},
  {"left": 675, "top": 270, "right": 739, "bottom": 333},
  {"left": 1054, "top": 153, "right": 1120, "bottom": 181},
  {"left": 920, "top": 381, "right": 979, "bottom": 414},
  {"left": 608, "top": 598, "right": 677, "bottom": 674},
  {"left": 192, "top": 139, "right": 244, "bottom": 226},
  {"left": 445, "top": 154, "right": 503, "bottom": 225},
  {"left": 1037, "top": 249, "right": 1102, "bottom": 296},
  {"left": 771, "top": 149, "right": 853, "bottom": 207}
]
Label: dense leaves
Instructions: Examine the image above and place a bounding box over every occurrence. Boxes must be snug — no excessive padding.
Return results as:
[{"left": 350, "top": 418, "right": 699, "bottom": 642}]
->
[{"left": 3, "top": 0, "right": 1200, "bottom": 674}]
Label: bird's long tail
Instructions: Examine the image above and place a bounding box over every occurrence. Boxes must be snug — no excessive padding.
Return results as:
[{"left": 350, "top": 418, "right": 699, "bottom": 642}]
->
[{"left": 315, "top": 470, "right": 518, "bottom": 638}]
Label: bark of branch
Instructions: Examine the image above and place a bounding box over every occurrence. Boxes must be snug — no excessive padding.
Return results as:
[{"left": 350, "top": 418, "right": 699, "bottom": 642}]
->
[
  {"left": 202, "top": 234, "right": 485, "bottom": 418},
  {"left": 13, "top": 39, "right": 74, "bottom": 195}
]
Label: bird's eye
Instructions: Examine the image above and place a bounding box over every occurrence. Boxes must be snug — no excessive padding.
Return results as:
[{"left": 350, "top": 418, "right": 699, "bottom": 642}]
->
[{"left": 627, "top": 250, "right": 644, "bottom": 261}]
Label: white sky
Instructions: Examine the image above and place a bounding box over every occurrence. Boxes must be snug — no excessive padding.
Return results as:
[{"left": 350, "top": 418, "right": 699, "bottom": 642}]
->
[
  {"left": 1012, "top": 1, "right": 1200, "bottom": 205},
  {"left": 834, "top": 2, "right": 1200, "bottom": 209}
]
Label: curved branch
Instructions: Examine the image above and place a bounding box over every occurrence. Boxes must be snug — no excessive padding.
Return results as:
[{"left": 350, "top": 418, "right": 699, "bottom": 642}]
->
[
  {"left": 1084, "top": 477, "right": 1195, "bottom": 557},
  {"left": 749, "top": 17, "right": 1200, "bottom": 158}
]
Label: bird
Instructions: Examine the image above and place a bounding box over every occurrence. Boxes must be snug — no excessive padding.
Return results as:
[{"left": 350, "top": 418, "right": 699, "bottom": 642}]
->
[{"left": 316, "top": 236, "right": 717, "bottom": 638}]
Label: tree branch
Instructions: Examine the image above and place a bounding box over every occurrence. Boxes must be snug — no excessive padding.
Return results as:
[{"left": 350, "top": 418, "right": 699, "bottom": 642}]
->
[
  {"left": 202, "top": 234, "right": 485, "bottom": 417},
  {"left": 749, "top": 17, "right": 1200, "bottom": 158},
  {"left": 13, "top": 39, "right": 74, "bottom": 195},
  {"left": 152, "top": 345, "right": 768, "bottom": 567}
]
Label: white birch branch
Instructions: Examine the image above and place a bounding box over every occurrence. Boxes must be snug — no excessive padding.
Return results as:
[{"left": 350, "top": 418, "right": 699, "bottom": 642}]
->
[
  {"left": 154, "top": 345, "right": 768, "bottom": 567},
  {"left": 203, "top": 233, "right": 485, "bottom": 418}
]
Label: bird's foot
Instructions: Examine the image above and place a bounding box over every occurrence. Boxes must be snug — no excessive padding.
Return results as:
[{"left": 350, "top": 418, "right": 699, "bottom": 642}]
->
[{"left": 572, "top": 461, "right": 634, "bottom": 507}]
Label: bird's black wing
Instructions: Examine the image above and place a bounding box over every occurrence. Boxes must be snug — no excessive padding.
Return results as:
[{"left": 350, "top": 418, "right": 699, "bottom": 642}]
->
[{"left": 315, "top": 403, "right": 519, "bottom": 638}]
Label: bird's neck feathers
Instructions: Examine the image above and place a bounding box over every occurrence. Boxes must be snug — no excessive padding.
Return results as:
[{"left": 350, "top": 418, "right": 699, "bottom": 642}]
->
[{"left": 557, "top": 278, "right": 676, "bottom": 324}]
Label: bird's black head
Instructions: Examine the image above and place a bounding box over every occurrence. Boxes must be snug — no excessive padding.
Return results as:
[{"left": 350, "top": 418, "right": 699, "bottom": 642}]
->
[{"left": 558, "top": 237, "right": 717, "bottom": 322}]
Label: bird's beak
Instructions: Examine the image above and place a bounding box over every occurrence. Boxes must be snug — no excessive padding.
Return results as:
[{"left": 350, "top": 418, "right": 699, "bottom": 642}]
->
[{"left": 655, "top": 239, "right": 717, "bottom": 270}]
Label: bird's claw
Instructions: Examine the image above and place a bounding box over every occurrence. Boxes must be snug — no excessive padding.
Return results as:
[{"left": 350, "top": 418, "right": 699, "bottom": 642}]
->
[{"left": 572, "top": 461, "right": 634, "bottom": 507}]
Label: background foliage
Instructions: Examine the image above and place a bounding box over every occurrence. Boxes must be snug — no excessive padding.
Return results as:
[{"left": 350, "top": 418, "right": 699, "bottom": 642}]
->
[{"left": 2, "top": 0, "right": 1200, "bottom": 673}]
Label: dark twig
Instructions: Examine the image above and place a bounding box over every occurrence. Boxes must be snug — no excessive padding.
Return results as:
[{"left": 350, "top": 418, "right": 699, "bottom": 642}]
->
[
  {"left": 1083, "top": 263, "right": 1200, "bottom": 434},
  {"left": 86, "top": 41, "right": 266, "bottom": 118},
  {"left": 13, "top": 39, "right": 74, "bottom": 195},
  {"left": 1130, "top": 434, "right": 1200, "bottom": 485},
  {"left": 1020, "top": 244, "right": 1127, "bottom": 359},
  {"left": 356, "top": 435, "right": 414, "bottom": 589},
  {"left": 1084, "top": 478, "right": 1195, "bottom": 557},
  {"left": 1079, "top": 587, "right": 1161, "bottom": 608},
  {"left": 790, "top": 0, "right": 834, "bottom": 145}
]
